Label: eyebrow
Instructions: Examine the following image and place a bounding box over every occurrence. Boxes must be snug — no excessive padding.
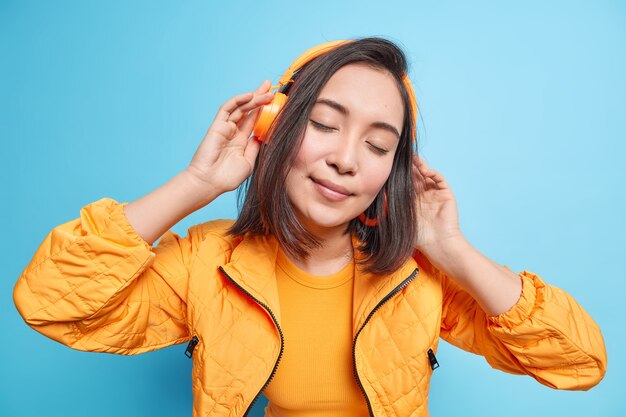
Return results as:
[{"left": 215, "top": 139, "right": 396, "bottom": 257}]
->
[{"left": 314, "top": 98, "right": 401, "bottom": 139}]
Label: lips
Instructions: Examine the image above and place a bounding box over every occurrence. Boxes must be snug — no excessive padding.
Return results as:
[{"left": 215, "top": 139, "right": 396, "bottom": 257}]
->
[{"left": 311, "top": 177, "right": 353, "bottom": 200}]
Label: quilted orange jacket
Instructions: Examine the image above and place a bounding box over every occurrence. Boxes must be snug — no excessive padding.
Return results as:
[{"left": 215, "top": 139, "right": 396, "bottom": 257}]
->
[{"left": 13, "top": 197, "right": 607, "bottom": 417}]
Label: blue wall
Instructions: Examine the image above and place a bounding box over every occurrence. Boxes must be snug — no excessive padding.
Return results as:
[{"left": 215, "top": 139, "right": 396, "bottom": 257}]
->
[{"left": 2, "top": 1, "right": 623, "bottom": 416}]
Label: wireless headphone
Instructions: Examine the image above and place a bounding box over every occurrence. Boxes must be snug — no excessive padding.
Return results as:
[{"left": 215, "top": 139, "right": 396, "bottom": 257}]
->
[{"left": 252, "top": 39, "right": 418, "bottom": 144}]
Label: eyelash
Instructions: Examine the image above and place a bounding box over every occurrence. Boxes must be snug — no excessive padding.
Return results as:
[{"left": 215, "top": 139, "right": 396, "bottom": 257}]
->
[
  {"left": 310, "top": 119, "right": 334, "bottom": 132},
  {"left": 309, "top": 119, "right": 389, "bottom": 155}
]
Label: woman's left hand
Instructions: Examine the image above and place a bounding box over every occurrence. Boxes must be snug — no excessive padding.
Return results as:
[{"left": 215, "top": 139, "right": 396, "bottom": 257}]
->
[{"left": 412, "top": 154, "right": 464, "bottom": 254}]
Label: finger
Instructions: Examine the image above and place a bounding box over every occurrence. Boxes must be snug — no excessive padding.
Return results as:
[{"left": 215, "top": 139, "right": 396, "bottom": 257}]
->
[
  {"left": 238, "top": 106, "right": 263, "bottom": 139},
  {"left": 226, "top": 80, "right": 272, "bottom": 123},
  {"left": 412, "top": 155, "right": 422, "bottom": 173},
  {"left": 412, "top": 153, "right": 424, "bottom": 165},
  {"left": 244, "top": 135, "right": 262, "bottom": 167},
  {"left": 208, "top": 119, "right": 239, "bottom": 142},
  {"left": 412, "top": 155, "right": 429, "bottom": 179},
  {"left": 427, "top": 170, "right": 450, "bottom": 190},
  {"left": 426, "top": 176, "right": 438, "bottom": 187},
  {"left": 412, "top": 163, "right": 426, "bottom": 187},
  {"left": 255, "top": 79, "right": 272, "bottom": 94},
  {"left": 412, "top": 157, "right": 450, "bottom": 190},
  {"left": 413, "top": 155, "right": 431, "bottom": 178},
  {"left": 228, "top": 83, "right": 275, "bottom": 123},
  {"left": 214, "top": 92, "right": 255, "bottom": 123},
  {"left": 415, "top": 154, "right": 431, "bottom": 172},
  {"left": 412, "top": 163, "right": 423, "bottom": 182},
  {"left": 228, "top": 91, "right": 275, "bottom": 124},
  {"left": 414, "top": 155, "right": 440, "bottom": 181}
]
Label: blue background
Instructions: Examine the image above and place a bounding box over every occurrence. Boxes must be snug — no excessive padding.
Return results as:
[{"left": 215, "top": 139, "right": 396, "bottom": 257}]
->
[{"left": 2, "top": 1, "right": 624, "bottom": 416}]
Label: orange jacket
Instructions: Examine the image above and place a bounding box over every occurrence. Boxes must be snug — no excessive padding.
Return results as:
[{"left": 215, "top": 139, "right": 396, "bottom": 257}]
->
[{"left": 14, "top": 198, "right": 607, "bottom": 417}]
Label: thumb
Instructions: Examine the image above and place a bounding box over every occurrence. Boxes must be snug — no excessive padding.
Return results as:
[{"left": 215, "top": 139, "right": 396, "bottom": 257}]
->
[{"left": 244, "top": 136, "right": 261, "bottom": 168}]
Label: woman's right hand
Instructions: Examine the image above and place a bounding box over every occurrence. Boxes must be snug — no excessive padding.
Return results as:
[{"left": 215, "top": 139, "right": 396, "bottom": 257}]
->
[{"left": 185, "top": 79, "right": 275, "bottom": 196}]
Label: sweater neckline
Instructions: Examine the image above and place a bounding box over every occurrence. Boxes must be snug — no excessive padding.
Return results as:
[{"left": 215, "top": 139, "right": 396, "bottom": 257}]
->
[{"left": 276, "top": 248, "right": 354, "bottom": 290}]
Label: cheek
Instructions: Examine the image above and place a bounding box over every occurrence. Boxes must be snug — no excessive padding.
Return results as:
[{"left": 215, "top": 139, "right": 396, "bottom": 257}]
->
[
  {"left": 291, "top": 132, "right": 327, "bottom": 173},
  {"left": 285, "top": 150, "right": 313, "bottom": 200},
  {"left": 362, "top": 161, "right": 394, "bottom": 195}
]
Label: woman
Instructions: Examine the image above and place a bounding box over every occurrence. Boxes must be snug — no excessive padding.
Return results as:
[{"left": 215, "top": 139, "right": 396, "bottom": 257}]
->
[{"left": 13, "top": 37, "right": 607, "bottom": 417}]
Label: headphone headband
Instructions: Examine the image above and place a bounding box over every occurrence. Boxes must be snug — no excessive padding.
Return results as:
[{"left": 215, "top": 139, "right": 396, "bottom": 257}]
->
[
  {"left": 271, "top": 40, "right": 353, "bottom": 93},
  {"left": 255, "top": 39, "right": 418, "bottom": 143}
]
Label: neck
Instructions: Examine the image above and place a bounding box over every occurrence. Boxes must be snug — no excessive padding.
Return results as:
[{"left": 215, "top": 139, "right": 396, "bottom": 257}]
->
[{"left": 287, "top": 224, "right": 354, "bottom": 276}]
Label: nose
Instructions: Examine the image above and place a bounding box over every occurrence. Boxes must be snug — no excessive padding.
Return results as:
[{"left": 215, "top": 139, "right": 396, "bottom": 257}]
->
[{"left": 326, "top": 133, "right": 358, "bottom": 175}]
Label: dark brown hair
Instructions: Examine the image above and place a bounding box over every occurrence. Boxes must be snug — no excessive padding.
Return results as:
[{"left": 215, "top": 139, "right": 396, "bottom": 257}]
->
[{"left": 229, "top": 36, "right": 422, "bottom": 275}]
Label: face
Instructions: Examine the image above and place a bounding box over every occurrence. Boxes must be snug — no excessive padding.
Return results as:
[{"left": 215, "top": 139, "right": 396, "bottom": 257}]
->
[{"left": 285, "top": 63, "right": 405, "bottom": 235}]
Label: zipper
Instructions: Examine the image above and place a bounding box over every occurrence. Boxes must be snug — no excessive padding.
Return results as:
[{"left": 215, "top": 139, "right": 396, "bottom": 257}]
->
[
  {"left": 218, "top": 266, "right": 284, "bottom": 417},
  {"left": 427, "top": 348, "right": 439, "bottom": 370},
  {"left": 352, "top": 267, "right": 419, "bottom": 417},
  {"left": 185, "top": 335, "right": 199, "bottom": 358}
]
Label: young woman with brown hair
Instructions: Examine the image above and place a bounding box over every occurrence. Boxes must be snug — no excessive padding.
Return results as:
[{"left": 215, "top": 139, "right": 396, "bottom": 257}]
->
[{"left": 14, "top": 37, "right": 607, "bottom": 417}]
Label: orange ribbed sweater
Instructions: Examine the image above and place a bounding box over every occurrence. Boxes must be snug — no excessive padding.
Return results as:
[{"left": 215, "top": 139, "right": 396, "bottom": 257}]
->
[{"left": 262, "top": 249, "right": 369, "bottom": 417}]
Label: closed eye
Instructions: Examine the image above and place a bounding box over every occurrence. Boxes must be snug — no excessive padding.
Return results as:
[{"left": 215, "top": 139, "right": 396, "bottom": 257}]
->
[
  {"left": 310, "top": 119, "right": 389, "bottom": 155},
  {"left": 309, "top": 119, "right": 335, "bottom": 132},
  {"left": 367, "top": 142, "right": 389, "bottom": 155}
]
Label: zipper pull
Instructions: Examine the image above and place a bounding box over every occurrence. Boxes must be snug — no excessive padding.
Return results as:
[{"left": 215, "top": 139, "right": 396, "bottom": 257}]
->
[
  {"left": 427, "top": 348, "right": 439, "bottom": 370},
  {"left": 185, "top": 336, "right": 199, "bottom": 358}
]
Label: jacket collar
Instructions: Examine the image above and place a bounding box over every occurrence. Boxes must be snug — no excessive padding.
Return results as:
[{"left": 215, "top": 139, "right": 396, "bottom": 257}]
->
[{"left": 220, "top": 233, "right": 418, "bottom": 337}]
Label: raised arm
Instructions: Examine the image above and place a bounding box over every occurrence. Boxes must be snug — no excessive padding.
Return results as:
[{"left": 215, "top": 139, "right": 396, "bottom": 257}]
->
[
  {"left": 13, "top": 80, "right": 276, "bottom": 354},
  {"left": 412, "top": 156, "right": 607, "bottom": 390}
]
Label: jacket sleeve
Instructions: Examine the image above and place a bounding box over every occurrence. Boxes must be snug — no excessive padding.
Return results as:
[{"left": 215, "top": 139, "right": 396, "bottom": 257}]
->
[
  {"left": 13, "top": 197, "right": 202, "bottom": 355},
  {"left": 439, "top": 265, "right": 607, "bottom": 390}
]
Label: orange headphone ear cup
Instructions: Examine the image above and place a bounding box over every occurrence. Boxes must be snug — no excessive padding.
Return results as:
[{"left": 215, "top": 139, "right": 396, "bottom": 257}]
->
[{"left": 254, "top": 92, "right": 288, "bottom": 143}]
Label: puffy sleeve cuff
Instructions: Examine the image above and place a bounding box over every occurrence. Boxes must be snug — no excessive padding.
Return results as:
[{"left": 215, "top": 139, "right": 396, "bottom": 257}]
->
[
  {"left": 488, "top": 268, "right": 542, "bottom": 329},
  {"left": 80, "top": 197, "right": 154, "bottom": 252}
]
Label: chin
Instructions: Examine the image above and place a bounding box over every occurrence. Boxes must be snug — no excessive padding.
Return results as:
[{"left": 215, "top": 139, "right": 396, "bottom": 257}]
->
[
  {"left": 313, "top": 218, "right": 350, "bottom": 229},
  {"left": 300, "top": 209, "right": 354, "bottom": 232}
]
